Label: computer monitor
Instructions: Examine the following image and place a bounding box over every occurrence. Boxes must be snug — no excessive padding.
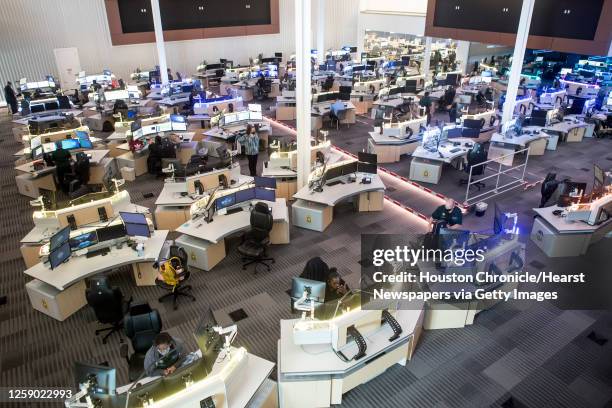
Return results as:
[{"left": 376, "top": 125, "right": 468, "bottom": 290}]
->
[
  {"left": 250, "top": 111, "right": 263, "bottom": 121},
  {"left": 50, "top": 226, "right": 71, "bottom": 251},
  {"left": 49, "top": 241, "right": 71, "bottom": 269},
  {"left": 119, "top": 212, "right": 150, "bottom": 238},
  {"left": 358, "top": 151, "right": 377, "bottom": 165},
  {"left": 170, "top": 114, "right": 187, "bottom": 131},
  {"left": 341, "top": 161, "right": 358, "bottom": 175},
  {"left": 459, "top": 94, "right": 472, "bottom": 105},
  {"left": 255, "top": 187, "right": 275, "bottom": 202},
  {"left": 325, "top": 166, "right": 343, "bottom": 181},
  {"left": 557, "top": 182, "right": 588, "bottom": 207},
  {"left": 447, "top": 127, "right": 463, "bottom": 139},
  {"left": 254, "top": 176, "right": 277, "bottom": 189},
  {"left": 248, "top": 103, "right": 262, "bottom": 112},
  {"left": 32, "top": 145, "right": 43, "bottom": 160},
  {"left": 235, "top": 187, "right": 256, "bottom": 203},
  {"left": 339, "top": 86, "right": 352, "bottom": 94},
  {"left": 291, "top": 277, "right": 326, "bottom": 303},
  {"left": 69, "top": 231, "right": 99, "bottom": 250},
  {"left": 463, "top": 118, "right": 483, "bottom": 129},
  {"left": 44, "top": 101, "right": 59, "bottom": 111},
  {"left": 438, "top": 228, "right": 470, "bottom": 252},
  {"left": 96, "top": 224, "right": 126, "bottom": 242},
  {"left": 194, "top": 324, "right": 223, "bottom": 376},
  {"left": 358, "top": 162, "right": 377, "bottom": 174},
  {"left": 74, "top": 362, "right": 117, "bottom": 395},
  {"left": 237, "top": 110, "right": 250, "bottom": 122},
  {"left": 163, "top": 358, "right": 206, "bottom": 395},
  {"left": 594, "top": 164, "right": 605, "bottom": 187},
  {"left": 461, "top": 127, "right": 480, "bottom": 138},
  {"left": 215, "top": 193, "right": 236, "bottom": 210},
  {"left": 61, "top": 138, "right": 80, "bottom": 150},
  {"left": 405, "top": 80, "right": 417, "bottom": 93},
  {"left": 30, "top": 104, "right": 45, "bottom": 113}
]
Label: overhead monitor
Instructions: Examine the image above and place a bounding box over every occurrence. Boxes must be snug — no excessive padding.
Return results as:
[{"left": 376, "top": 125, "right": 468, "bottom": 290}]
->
[
  {"left": 104, "top": 89, "right": 129, "bottom": 101},
  {"left": 235, "top": 187, "right": 256, "bottom": 203},
  {"left": 69, "top": 231, "right": 99, "bottom": 250},
  {"left": 50, "top": 226, "right": 71, "bottom": 251},
  {"left": 237, "top": 110, "right": 250, "bottom": 122},
  {"left": 61, "top": 138, "right": 80, "bottom": 150},
  {"left": 49, "top": 241, "right": 71, "bottom": 270},
  {"left": 215, "top": 193, "right": 236, "bottom": 211},
  {"left": 250, "top": 111, "right": 263, "bottom": 121}
]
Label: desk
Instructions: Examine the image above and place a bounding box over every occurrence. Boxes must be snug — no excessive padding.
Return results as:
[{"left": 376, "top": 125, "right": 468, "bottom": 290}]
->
[
  {"left": 311, "top": 101, "right": 356, "bottom": 130},
  {"left": 488, "top": 127, "right": 549, "bottom": 165},
  {"left": 175, "top": 199, "right": 290, "bottom": 270},
  {"left": 277, "top": 309, "right": 423, "bottom": 408},
  {"left": 544, "top": 120, "right": 587, "bottom": 143},
  {"left": 262, "top": 167, "right": 298, "bottom": 201},
  {"left": 193, "top": 97, "right": 244, "bottom": 115},
  {"left": 367, "top": 131, "right": 421, "bottom": 163},
  {"left": 531, "top": 206, "right": 612, "bottom": 257},
  {"left": 292, "top": 174, "right": 385, "bottom": 231},
  {"left": 204, "top": 122, "right": 271, "bottom": 149},
  {"left": 275, "top": 96, "right": 296, "bottom": 121},
  {"left": 410, "top": 138, "right": 475, "bottom": 184},
  {"left": 24, "top": 230, "right": 169, "bottom": 321}
]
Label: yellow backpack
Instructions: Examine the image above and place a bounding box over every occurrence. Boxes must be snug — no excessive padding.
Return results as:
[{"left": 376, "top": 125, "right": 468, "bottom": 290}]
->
[{"left": 159, "top": 256, "right": 182, "bottom": 289}]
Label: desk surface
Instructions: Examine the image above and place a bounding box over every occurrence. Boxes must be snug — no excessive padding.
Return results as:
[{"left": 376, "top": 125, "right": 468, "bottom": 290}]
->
[
  {"left": 369, "top": 131, "right": 421, "bottom": 145},
  {"left": 176, "top": 198, "right": 288, "bottom": 243},
  {"left": 203, "top": 123, "right": 270, "bottom": 140},
  {"left": 490, "top": 127, "right": 549, "bottom": 147},
  {"left": 12, "top": 110, "right": 83, "bottom": 125},
  {"left": 15, "top": 149, "right": 110, "bottom": 176},
  {"left": 312, "top": 101, "right": 356, "bottom": 116},
  {"left": 24, "top": 230, "right": 169, "bottom": 291},
  {"left": 544, "top": 119, "right": 587, "bottom": 133},
  {"left": 279, "top": 308, "right": 422, "bottom": 376},
  {"left": 293, "top": 174, "right": 385, "bottom": 206},
  {"left": 262, "top": 166, "right": 297, "bottom": 178},
  {"left": 412, "top": 137, "right": 475, "bottom": 164},
  {"left": 533, "top": 206, "right": 603, "bottom": 233}
]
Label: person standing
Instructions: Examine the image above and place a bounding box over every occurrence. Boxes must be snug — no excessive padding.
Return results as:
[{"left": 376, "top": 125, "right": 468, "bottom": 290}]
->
[
  {"left": 50, "top": 140, "right": 73, "bottom": 193},
  {"left": 4, "top": 81, "right": 18, "bottom": 114},
  {"left": 236, "top": 124, "right": 260, "bottom": 176}
]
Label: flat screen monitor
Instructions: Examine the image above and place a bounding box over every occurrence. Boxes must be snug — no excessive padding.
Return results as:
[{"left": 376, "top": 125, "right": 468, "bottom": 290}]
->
[
  {"left": 222, "top": 113, "right": 239, "bottom": 126},
  {"left": 49, "top": 241, "right": 71, "bottom": 269},
  {"left": 216, "top": 193, "right": 236, "bottom": 210},
  {"left": 459, "top": 94, "right": 472, "bottom": 105},
  {"left": 74, "top": 362, "right": 116, "bottom": 395},
  {"left": 32, "top": 145, "right": 43, "bottom": 159},
  {"left": 97, "top": 224, "right": 126, "bottom": 242},
  {"left": 237, "top": 110, "right": 250, "bottom": 122},
  {"left": 250, "top": 111, "right": 263, "bottom": 121},
  {"left": 255, "top": 187, "right": 275, "bottom": 202},
  {"left": 61, "top": 138, "right": 80, "bottom": 150},
  {"left": 50, "top": 226, "right": 71, "bottom": 251},
  {"left": 325, "top": 166, "right": 343, "bottom": 181},
  {"left": 235, "top": 187, "right": 256, "bottom": 203},
  {"left": 254, "top": 176, "right": 277, "bottom": 189},
  {"left": 463, "top": 118, "right": 483, "bottom": 129},
  {"left": 124, "top": 222, "right": 150, "bottom": 238},
  {"left": 461, "top": 127, "right": 480, "bottom": 138},
  {"left": 119, "top": 212, "right": 147, "bottom": 225},
  {"left": 69, "top": 231, "right": 99, "bottom": 250},
  {"left": 142, "top": 125, "right": 157, "bottom": 136},
  {"left": 358, "top": 162, "right": 377, "bottom": 174},
  {"left": 447, "top": 127, "right": 463, "bottom": 139},
  {"left": 44, "top": 101, "right": 59, "bottom": 111},
  {"left": 291, "top": 277, "right": 326, "bottom": 303},
  {"left": 358, "top": 151, "right": 377, "bottom": 165},
  {"left": 30, "top": 104, "right": 45, "bottom": 113},
  {"left": 157, "top": 122, "right": 172, "bottom": 133},
  {"left": 104, "top": 90, "right": 129, "bottom": 101},
  {"left": 341, "top": 161, "right": 358, "bottom": 175}
]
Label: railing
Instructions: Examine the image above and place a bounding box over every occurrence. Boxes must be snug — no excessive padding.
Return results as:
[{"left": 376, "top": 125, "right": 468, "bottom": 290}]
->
[{"left": 465, "top": 146, "right": 530, "bottom": 205}]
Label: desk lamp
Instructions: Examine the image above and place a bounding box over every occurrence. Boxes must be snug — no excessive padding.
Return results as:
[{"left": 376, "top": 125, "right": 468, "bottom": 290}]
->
[
  {"left": 111, "top": 178, "right": 125, "bottom": 193},
  {"left": 162, "top": 163, "right": 176, "bottom": 182},
  {"left": 213, "top": 324, "right": 238, "bottom": 360},
  {"left": 29, "top": 195, "right": 46, "bottom": 211}
]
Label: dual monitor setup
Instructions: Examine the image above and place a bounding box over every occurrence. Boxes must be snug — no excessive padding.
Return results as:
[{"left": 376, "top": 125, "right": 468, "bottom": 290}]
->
[
  {"left": 321, "top": 152, "right": 378, "bottom": 187},
  {"left": 131, "top": 114, "right": 187, "bottom": 140},
  {"left": 220, "top": 109, "right": 263, "bottom": 127},
  {"left": 46, "top": 212, "right": 150, "bottom": 270},
  {"left": 30, "top": 130, "right": 93, "bottom": 160},
  {"left": 212, "top": 176, "right": 277, "bottom": 214}
]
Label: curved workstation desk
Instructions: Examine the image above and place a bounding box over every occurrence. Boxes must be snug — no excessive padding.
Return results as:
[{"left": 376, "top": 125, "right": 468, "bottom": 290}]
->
[
  {"left": 175, "top": 198, "right": 290, "bottom": 271},
  {"left": 292, "top": 171, "right": 385, "bottom": 232},
  {"left": 410, "top": 137, "right": 476, "bottom": 184},
  {"left": 488, "top": 127, "right": 551, "bottom": 166},
  {"left": 530, "top": 202, "right": 612, "bottom": 257},
  {"left": 24, "top": 230, "right": 169, "bottom": 321},
  {"left": 367, "top": 117, "right": 426, "bottom": 163},
  {"left": 277, "top": 308, "right": 424, "bottom": 408}
]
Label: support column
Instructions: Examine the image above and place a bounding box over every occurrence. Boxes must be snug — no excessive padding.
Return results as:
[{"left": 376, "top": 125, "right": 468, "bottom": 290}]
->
[
  {"left": 502, "top": 0, "right": 535, "bottom": 124},
  {"left": 295, "top": 0, "right": 312, "bottom": 189},
  {"left": 422, "top": 37, "right": 432, "bottom": 80},
  {"left": 317, "top": 0, "right": 325, "bottom": 64},
  {"left": 455, "top": 41, "right": 471, "bottom": 75},
  {"left": 150, "top": 0, "right": 168, "bottom": 85}
]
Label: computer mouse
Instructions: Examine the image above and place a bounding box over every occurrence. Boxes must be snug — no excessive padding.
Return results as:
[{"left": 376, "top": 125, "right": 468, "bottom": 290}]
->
[{"left": 552, "top": 210, "right": 563, "bottom": 216}]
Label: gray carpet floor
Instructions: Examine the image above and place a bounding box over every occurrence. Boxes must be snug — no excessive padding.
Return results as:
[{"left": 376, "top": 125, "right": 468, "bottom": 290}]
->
[{"left": 0, "top": 104, "right": 611, "bottom": 408}]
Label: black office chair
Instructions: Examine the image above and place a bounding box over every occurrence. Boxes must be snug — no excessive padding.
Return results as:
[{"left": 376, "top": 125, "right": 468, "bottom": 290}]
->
[
  {"left": 120, "top": 302, "right": 162, "bottom": 381},
  {"left": 329, "top": 109, "right": 348, "bottom": 130},
  {"left": 85, "top": 276, "right": 131, "bottom": 344},
  {"left": 300, "top": 256, "right": 330, "bottom": 282},
  {"left": 237, "top": 202, "right": 275, "bottom": 273},
  {"left": 155, "top": 246, "right": 196, "bottom": 310},
  {"left": 57, "top": 95, "right": 72, "bottom": 110},
  {"left": 459, "top": 143, "right": 487, "bottom": 190},
  {"left": 539, "top": 172, "right": 559, "bottom": 208}
]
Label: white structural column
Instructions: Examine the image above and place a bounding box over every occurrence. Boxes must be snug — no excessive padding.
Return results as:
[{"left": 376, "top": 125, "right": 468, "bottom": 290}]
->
[
  {"left": 295, "top": 0, "right": 312, "bottom": 189},
  {"left": 317, "top": 0, "right": 325, "bottom": 63},
  {"left": 150, "top": 0, "right": 169, "bottom": 85},
  {"left": 502, "top": 0, "right": 535, "bottom": 124},
  {"left": 422, "top": 37, "right": 432, "bottom": 79},
  {"left": 455, "top": 41, "right": 471, "bottom": 74}
]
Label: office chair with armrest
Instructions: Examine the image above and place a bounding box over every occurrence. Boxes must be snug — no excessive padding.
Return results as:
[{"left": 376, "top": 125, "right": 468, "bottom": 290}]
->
[
  {"left": 85, "top": 276, "right": 131, "bottom": 344},
  {"left": 459, "top": 143, "right": 487, "bottom": 190},
  {"left": 120, "top": 302, "right": 162, "bottom": 381},
  {"left": 155, "top": 245, "right": 196, "bottom": 310},
  {"left": 329, "top": 109, "right": 348, "bottom": 130},
  {"left": 237, "top": 202, "right": 275, "bottom": 274},
  {"left": 539, "top": 172, "right": 559, "bottom": 208}
]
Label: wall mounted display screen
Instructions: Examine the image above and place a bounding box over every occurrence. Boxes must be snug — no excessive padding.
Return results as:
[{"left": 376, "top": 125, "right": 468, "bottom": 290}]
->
[{"left": 110, "top": 0, "right": 278, "bottom": 44}]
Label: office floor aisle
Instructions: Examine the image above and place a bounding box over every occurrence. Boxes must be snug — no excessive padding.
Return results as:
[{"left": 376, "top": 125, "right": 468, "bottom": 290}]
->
[{"left": 1, "top": 109, "right": 611, "bottom": 408}]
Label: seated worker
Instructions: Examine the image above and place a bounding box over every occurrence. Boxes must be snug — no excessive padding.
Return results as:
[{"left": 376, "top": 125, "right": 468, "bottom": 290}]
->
[
  {"left": 147, "top": 135, "right": 164, "bottom": 175},
  {"left": 144, "top": 332, "right": 186, "bottom": 377},
  {"left": 50, "top": 140, "right": 73, "bottom": 193},
  {"left": 322, "top": 75, "right": 334, "bottom": 92},
  {"left": 431, "top": 198, "right": 463, "bottom": 228},
  {"left": 419, "top": 91, "right": 432, "bottom": 124},
  {"left": 256, "top": 73, "right": 266, "bottom": 90},
  {"left": 325, "top": 268, "right": 349, "bottom": 303}
]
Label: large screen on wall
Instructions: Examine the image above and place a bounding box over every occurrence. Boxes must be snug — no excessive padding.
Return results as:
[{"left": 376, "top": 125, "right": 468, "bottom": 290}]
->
[
  {"left": 432, "top": 0, "right": 604, "bottom": 41},
  {"left": 118, "top": 0, "right": 272, "bottom": 33}
]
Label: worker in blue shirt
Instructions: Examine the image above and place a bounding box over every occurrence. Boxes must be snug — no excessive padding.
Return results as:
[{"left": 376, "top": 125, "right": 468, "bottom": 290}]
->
[{"left": 236, "top": 124, "right": 260, "bottom": 176}]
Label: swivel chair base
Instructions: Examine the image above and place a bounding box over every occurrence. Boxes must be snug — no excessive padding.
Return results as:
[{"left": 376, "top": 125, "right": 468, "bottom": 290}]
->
[
  {"left": 158, "top": 285, "right": 196, "bottom": 310},
  {"left": 95, "top": 322, "right": 123, "bottom": 344},
  {"left": 241, "top": 256, "right": 275, "bottom": 274}
]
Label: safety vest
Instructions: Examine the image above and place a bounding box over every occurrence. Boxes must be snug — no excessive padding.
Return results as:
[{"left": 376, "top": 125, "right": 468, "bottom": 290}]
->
[{"left": 159, "top": 257, "right": 182, "bottom": 289}]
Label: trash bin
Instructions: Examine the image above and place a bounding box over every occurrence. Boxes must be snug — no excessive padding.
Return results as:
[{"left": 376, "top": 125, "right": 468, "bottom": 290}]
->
[{"left": 475, "top": 202, "right": 488, "bottom": 217}]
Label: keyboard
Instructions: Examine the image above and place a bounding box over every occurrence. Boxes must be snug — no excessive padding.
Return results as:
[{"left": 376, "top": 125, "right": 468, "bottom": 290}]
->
[
  {"left": 326, "top": 180, "right": 345, "bottom": 187},
  {"left": 226, "top": 207, "right": 244, "bottom": 215},
  {"left": 86, "top": 247, "right": 110, "bottom": 258},
  {"left": 449, "top": 148, "right": 462, "bottom": 153}
]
